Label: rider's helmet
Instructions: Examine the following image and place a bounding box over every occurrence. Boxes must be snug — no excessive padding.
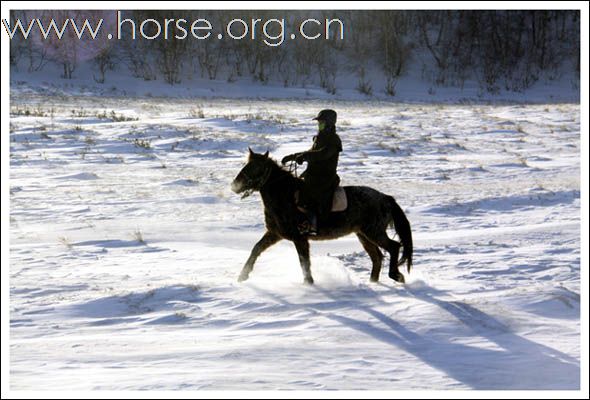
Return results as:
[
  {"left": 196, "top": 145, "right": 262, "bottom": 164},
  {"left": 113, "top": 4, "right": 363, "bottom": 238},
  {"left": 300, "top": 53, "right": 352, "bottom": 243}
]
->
[{"left": 312, "top": 109, "right": 337, "bottom": 126}]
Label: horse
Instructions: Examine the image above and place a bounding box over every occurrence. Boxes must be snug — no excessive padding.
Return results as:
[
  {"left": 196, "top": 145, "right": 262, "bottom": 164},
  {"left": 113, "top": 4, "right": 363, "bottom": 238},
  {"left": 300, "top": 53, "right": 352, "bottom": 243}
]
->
[{"left": 231, "top": 148, "right": 413, "bottom": 285}]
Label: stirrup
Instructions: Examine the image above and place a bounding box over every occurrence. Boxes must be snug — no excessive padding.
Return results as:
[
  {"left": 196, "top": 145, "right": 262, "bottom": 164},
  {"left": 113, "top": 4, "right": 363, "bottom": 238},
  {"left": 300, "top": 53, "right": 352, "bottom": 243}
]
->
[{"left": 297, "top": 220, "right": 317, "bottom": 236}]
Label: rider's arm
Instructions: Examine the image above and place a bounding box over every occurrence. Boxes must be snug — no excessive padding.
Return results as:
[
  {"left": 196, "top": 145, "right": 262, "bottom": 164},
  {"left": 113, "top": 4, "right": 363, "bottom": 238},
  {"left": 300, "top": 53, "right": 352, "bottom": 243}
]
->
[
  {"left": 300, "top": 135, "right": 342, "bottom": 162},
  {"left": 300, "top": 146, "right": 338, "bottom": 162}
]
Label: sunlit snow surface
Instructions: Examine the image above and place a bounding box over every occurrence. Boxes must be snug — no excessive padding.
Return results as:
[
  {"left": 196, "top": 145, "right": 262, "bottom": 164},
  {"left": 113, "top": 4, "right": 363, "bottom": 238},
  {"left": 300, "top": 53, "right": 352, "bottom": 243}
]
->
[{"left": 9, "top": 94, "right": 580, "bottom": 390}]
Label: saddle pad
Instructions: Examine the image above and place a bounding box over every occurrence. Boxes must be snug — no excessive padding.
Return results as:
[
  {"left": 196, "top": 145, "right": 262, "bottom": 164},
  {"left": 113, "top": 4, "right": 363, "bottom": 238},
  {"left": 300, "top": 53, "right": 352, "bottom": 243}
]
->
[
  {"left": 331, "top": 186, "right": 347, "bottom": 212},
  {"left": 294, "top": 187, "right": 347, "bottom": 213}
]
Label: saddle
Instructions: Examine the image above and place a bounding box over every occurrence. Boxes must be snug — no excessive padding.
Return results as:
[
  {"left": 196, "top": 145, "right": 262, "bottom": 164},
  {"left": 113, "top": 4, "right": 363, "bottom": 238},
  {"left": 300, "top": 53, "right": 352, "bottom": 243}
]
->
[{"left": 294, "top": 186, "right": 347, "bottom": 213}]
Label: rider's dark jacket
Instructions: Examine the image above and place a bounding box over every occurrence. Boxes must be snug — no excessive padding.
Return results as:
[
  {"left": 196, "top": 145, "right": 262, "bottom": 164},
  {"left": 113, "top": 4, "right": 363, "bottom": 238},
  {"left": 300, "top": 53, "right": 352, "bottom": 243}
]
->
[{"left": 298, "top": 125, "right": 342, "bottom": 215}]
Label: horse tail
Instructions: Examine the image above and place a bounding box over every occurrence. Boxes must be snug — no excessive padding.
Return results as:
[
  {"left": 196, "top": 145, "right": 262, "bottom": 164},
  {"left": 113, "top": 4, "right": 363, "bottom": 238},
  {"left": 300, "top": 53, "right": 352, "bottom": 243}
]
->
[{"left": 388, "top": 196, "right": 413, "bottom": 273}]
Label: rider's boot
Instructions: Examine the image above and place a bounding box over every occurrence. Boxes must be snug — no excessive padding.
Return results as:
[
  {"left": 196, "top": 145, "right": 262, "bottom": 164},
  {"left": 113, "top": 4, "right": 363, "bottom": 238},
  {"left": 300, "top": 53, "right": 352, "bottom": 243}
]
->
[{"left": 297, "top": 212, "right": 318, "bottom": 236}]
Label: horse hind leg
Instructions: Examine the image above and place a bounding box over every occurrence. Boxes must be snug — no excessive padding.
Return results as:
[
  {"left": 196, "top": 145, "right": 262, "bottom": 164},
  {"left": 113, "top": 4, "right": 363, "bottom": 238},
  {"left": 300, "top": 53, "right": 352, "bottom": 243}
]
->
[
  {"left": 357, "top": 233, "right": 384, "bottom": 282},
  {"left": 363, "top": 230, "right": 404, "bottom": 283}
]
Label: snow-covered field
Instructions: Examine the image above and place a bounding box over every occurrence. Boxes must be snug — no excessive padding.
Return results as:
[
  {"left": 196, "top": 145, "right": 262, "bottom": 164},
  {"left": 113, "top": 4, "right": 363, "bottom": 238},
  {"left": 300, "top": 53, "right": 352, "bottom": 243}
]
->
[{"left": 9, "top": 93, "right": 580, "bottom": 390}]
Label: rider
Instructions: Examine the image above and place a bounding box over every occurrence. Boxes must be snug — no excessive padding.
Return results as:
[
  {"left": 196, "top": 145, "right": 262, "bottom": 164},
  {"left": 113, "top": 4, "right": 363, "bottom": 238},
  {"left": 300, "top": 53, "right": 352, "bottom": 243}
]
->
[{"left": 281, "top": 109, "right": 342, "bottom": 235}]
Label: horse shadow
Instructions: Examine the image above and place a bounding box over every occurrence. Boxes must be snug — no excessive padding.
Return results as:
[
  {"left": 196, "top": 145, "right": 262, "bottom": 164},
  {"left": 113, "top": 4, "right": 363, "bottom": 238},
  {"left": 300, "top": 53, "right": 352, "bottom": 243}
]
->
[{"left": 249, "top": 283, "right": 580, "bottom": 390}]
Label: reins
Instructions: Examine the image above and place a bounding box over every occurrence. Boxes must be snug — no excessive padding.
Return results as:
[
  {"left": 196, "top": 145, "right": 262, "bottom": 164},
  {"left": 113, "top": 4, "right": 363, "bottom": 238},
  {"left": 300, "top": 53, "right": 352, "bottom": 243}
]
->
[{"left": 287, "top": 160, "right": 299, "bottom": 178}]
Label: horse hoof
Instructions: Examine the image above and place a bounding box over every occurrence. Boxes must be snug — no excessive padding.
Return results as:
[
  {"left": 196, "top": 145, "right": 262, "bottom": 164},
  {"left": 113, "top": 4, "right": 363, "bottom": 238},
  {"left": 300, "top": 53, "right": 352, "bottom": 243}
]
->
[
  {"left": 238, "top": 274, "right": 249, "bottom": 282},
  {"left": 370, "top": 276, "right": 379, "bottom": 283},
  {"left": 389, "top": 272, "right": 405, "bottom": 283},
  {"left": 304, "top": 277, "right": 314, "bottom": 285}
]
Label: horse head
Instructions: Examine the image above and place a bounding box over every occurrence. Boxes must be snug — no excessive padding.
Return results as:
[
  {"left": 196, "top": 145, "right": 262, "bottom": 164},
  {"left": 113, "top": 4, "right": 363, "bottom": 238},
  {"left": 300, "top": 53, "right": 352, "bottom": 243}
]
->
[{"left": 231, "top": 148, "right": 271, "bottom": 198}]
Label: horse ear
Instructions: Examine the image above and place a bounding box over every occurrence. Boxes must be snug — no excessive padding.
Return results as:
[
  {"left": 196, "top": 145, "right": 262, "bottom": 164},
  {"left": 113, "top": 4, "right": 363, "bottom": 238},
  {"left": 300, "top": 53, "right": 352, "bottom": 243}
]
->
[
  {"left": 263, "top": 150, "right": 269, "bottom": 158},
  {"left": 248, "top": 147, "right": 254, "bottom": 155}
]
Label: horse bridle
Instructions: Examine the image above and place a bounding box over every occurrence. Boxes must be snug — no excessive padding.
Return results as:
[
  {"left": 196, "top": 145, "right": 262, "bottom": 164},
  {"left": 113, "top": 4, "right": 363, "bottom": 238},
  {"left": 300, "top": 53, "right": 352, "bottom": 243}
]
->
[{"left": 239, "top": 163, "right": 273, "bottom": 199}]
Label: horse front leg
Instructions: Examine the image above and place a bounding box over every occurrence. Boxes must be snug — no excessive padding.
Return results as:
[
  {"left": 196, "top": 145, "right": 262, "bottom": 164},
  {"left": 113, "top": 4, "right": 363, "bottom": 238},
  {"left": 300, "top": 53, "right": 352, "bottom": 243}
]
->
[
  {"left": 293, "top": 239, "right": 314, "bottom": 285},
  {"left": 238, "top": 231, "right": 281, "bottom": 282}
]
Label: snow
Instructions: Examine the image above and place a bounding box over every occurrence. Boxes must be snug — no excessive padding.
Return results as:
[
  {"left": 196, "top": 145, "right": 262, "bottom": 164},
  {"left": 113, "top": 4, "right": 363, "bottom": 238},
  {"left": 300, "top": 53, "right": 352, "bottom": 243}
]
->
[{"left": 8, "top": 88, "right": 580, "bottom": 391}]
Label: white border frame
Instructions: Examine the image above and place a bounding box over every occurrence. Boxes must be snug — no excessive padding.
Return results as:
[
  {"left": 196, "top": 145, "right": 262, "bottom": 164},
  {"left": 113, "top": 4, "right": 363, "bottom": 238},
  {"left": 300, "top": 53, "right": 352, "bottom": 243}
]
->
[{"left": 1, "top": 2, "right": 587, "bottom": 399}]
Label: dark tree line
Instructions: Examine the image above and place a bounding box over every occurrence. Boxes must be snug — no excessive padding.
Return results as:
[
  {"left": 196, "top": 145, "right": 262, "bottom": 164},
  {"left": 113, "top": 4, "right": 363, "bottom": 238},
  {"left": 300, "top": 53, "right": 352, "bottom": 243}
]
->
[{"left": 8, "top": 10, "right": 580, "bottom": 95}]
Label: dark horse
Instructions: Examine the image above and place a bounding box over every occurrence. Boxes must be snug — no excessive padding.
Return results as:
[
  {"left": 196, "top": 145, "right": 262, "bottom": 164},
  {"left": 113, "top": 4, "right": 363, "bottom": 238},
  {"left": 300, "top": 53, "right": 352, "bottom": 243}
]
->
[{"left": 231, "top": 149, "right": 413, "bottom": 284}]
